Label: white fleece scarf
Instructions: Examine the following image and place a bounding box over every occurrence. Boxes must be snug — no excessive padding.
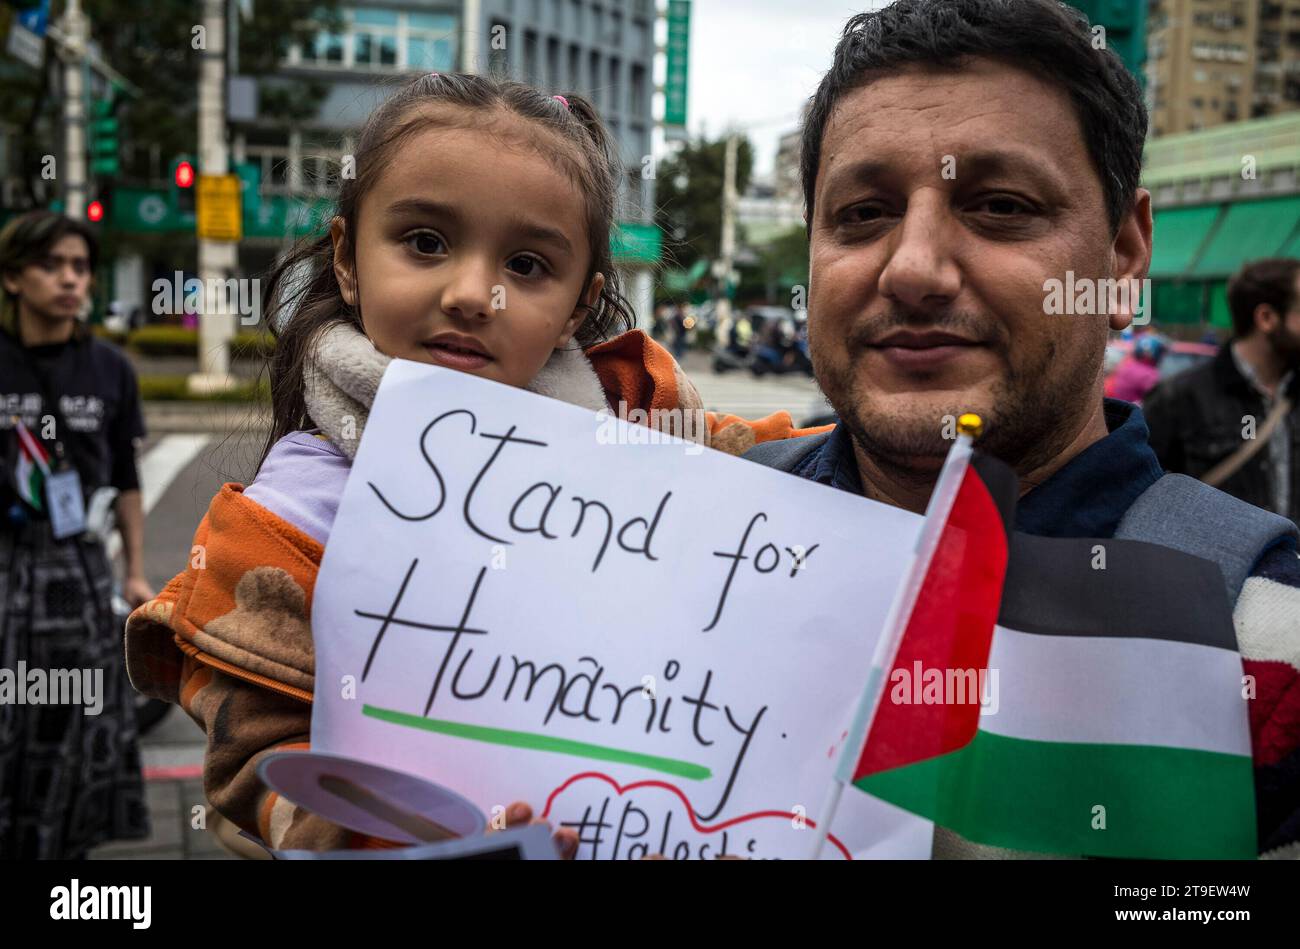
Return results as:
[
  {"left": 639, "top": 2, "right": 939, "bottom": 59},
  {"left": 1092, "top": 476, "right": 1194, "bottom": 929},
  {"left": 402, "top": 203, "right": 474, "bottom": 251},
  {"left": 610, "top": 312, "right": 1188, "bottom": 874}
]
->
[{"left": 302, "top": 321, "right": 610, "bottom": 459}]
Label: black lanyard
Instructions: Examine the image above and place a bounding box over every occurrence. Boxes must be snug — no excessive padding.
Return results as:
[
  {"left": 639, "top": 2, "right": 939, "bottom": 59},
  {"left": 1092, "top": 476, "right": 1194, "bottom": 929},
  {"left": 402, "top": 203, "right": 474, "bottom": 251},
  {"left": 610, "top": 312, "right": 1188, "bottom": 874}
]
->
[{"left": 23, "top": 344, "right": 77, "bottom": 474}]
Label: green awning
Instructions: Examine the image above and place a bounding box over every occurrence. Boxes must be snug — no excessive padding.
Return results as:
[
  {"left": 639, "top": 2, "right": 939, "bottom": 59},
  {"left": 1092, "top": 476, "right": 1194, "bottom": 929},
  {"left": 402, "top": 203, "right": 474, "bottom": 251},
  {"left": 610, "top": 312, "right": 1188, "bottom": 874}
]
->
[
  {"left": 1191, "top": 196, "right": 1300, "bottom": 278},
  {"left": 1280, "top": 223, "right": 1300, "bottom": 260},
  {"left": 1149, "top": 205, "right": 1221, "bottom": 278},
  {"left": 1207, "top": 280, "right": 1232, "bottom": 330},
  {"left": 1150, "top": 280, "right": 1204, "bottom": 325}
]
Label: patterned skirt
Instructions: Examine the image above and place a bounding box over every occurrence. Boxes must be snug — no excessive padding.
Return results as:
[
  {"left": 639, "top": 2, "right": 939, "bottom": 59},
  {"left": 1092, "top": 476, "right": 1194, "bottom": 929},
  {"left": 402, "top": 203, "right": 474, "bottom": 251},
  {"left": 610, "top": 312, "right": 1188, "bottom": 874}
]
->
[{"left": 0, "top": 521, "right": 149, "bottom": 858}]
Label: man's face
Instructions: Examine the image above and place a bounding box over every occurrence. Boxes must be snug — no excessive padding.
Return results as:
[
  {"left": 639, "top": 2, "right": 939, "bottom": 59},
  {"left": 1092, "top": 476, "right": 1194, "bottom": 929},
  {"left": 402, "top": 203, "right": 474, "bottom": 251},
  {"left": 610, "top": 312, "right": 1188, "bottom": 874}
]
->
[
  {"left": 1266, "top": 272, "right": 1300, "bottom": 369},
  {"left": 2, "top": 234, "right": 92, "bottom": 326},
  {"left": 808, "top": 58, "right": 1149, "bottom": 474}
]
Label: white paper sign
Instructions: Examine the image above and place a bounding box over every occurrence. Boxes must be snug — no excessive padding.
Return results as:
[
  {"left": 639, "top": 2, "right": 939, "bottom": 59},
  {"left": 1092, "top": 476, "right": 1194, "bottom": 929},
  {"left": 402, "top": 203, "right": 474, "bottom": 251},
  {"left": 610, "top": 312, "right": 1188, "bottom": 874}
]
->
[{"left": 311, "top": 359, "right": 932, "bottom": 859}]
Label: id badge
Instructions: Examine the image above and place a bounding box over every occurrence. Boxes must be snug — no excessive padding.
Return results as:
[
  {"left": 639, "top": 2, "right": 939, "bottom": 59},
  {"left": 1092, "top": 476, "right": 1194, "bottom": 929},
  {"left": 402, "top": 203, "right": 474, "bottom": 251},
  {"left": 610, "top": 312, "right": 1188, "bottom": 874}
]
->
[{"left": 46, "top": 468, "right": 87, "bottom": 540}]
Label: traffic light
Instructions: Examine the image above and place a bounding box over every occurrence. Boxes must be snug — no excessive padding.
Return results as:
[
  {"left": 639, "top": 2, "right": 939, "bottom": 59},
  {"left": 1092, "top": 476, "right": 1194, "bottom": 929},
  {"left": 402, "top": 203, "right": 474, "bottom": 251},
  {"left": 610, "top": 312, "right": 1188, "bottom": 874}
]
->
[
  {"left": 89, "top": 95, "right": 120, "bottom": 177},
  {"left": 171, "top": 157, "right": 196, "bottom": 218},
  {"left": 87, "top": 200, "right": 105, "bottom": 222}
]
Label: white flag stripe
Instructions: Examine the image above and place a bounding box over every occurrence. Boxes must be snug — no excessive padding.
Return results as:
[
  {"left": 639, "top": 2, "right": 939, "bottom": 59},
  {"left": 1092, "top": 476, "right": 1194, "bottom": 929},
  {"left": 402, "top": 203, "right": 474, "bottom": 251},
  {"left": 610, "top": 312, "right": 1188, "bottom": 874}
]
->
[{"left": 977, "top": 625, "right": 1252, "bottom": 757}]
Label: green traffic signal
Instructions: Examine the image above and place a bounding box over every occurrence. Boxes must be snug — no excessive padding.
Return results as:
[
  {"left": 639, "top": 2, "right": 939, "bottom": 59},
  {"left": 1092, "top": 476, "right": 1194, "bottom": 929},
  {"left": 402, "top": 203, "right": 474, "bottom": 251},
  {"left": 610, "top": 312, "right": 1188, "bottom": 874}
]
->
[{"left": 88, "top": 96, "right": 120, "bottom": 176}]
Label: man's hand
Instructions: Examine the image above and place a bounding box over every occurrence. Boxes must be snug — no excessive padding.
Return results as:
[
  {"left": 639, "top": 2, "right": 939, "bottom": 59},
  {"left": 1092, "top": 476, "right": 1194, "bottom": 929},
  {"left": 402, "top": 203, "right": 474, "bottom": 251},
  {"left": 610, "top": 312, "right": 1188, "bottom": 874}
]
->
[
  {"left": 497, "top": 800, "right": 578, "bottom": 860},
  {"left": 123, "top": 574, "right": 154, "bottom": 609}
]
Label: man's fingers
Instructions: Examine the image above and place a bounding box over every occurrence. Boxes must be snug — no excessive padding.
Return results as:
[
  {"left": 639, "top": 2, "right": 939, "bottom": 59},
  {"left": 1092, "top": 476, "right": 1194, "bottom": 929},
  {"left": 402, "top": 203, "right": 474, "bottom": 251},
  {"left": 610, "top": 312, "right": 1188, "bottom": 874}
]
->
[
  {"left": 503, "top": 801, "right": 533, "bottom": 827},
  {"left": 553, "top": 827, "right": 578, "bottom": 860},
  {"left": 494, "top": 802, "right": 576, "bottom": 858}
]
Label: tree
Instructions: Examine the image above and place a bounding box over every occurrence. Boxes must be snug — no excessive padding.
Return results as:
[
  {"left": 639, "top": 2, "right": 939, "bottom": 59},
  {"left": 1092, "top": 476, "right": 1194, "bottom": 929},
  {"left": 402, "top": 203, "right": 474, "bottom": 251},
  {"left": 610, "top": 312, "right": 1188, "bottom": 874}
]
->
[
  {"left": 739, "top": 225, "right": 809, "bottom": 305},
  {"left": 1, "top": 0, "right": 341, "bottom": 204},
  {"left": 653, "top": 134, "right": 754, "bottom": 272}
]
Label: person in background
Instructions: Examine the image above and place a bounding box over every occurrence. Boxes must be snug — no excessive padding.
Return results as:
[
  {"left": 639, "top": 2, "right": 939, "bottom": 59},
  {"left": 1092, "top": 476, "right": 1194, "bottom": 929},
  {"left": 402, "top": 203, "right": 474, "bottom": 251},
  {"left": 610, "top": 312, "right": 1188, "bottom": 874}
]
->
[
  {"left": 0, "top": 210, "right": 152, "bottom": 858},
  {"left": 1145, "top": 258, "right": 1300, "bottom": 526},
  {"left": 670, "top": 304, "right": 689, "bottom": 360},
  {"left": 1106, "top": 333, "right": 1166, "bottom": 405}
]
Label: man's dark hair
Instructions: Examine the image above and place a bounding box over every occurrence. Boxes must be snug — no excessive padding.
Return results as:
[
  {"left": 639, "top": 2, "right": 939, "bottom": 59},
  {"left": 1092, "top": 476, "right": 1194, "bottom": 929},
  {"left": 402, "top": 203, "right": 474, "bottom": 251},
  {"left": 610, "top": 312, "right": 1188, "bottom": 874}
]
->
[
  {"left": 0, "top": 209, "right": 99, "bottom": 278},
  {"left": 1227, "top": 258, "right": 1300, "bottom": 339},
  {"left": 801, "top": 0, "right": 1148, "bottom": 234},
  {"left": 0, "top": 210, "right": 99, "bottom": 336}
]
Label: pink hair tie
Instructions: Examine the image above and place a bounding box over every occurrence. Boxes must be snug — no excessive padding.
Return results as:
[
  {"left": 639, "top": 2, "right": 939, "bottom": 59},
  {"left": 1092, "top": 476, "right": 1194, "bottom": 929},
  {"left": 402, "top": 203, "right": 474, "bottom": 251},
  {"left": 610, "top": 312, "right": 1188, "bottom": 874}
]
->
[
  {"left": 552, "top": 95, "right": 569, "bottom": 109},
  {"left": 429, "top": 72, "right": 440, "bottom": 78}
]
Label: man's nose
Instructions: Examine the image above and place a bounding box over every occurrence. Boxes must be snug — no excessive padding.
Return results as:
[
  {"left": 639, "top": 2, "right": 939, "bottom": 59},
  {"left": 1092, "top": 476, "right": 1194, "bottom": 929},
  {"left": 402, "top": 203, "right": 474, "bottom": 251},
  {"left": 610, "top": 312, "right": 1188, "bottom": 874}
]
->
[
  {"left": 877, "top": 193, "right": 962, "bottom": 310},
  {"left": 440, "top": 255, "right": 497, "bottom": 322}
]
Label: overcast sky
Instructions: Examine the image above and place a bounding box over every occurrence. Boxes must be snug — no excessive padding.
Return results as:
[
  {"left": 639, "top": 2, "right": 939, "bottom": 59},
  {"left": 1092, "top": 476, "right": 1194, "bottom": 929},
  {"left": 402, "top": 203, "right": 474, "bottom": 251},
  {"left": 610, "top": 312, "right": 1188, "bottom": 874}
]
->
[{"left": 682, "top": 0, "right": 890, "bottom": 176}]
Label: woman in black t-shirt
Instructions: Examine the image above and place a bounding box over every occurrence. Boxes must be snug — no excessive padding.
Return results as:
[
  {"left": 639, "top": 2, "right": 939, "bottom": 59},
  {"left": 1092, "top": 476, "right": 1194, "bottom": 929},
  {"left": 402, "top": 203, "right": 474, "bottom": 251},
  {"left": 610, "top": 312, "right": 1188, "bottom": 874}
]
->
[{"left": 0, "top": 211, "right": 151, "bottom": 858}]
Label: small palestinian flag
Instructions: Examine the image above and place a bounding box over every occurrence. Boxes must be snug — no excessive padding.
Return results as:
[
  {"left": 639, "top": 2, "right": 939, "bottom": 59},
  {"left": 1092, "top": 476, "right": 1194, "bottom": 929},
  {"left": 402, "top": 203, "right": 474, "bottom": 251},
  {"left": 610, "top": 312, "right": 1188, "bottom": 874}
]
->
[
  {"left": 12, "top": 418, "right": 50, "bottom": 512},
  {"left": 858, "top": 532, "right": 1256, "bottom": 859},
  {"left": 853, "top": 451, "right": 1017, "bottom": 777}
]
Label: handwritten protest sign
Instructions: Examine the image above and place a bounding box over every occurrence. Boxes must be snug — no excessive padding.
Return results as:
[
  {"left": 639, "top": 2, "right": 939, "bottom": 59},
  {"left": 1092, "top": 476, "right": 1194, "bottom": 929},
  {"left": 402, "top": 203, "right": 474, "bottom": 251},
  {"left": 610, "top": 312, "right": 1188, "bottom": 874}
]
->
[{"left": 311, "top": 360, "right": 934, "bottom": 859}]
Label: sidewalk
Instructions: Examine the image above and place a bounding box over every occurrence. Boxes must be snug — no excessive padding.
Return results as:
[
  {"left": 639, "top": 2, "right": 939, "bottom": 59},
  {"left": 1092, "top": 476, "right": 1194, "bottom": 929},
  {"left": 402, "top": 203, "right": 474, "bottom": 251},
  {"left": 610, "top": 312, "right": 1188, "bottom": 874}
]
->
[
  {"left": 143, "top": 401, "right": 269, "bottom": 434},
  {"left": 90, "top": 707, "right": 235, "bottom": 860}
]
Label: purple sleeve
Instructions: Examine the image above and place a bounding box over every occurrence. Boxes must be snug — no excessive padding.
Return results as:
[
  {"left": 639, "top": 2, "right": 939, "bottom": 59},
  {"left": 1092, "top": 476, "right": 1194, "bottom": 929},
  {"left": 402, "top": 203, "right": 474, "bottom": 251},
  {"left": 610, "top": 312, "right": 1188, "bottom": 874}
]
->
[{"left": 244, "top": 431, "right": 351, "bottom": 545}]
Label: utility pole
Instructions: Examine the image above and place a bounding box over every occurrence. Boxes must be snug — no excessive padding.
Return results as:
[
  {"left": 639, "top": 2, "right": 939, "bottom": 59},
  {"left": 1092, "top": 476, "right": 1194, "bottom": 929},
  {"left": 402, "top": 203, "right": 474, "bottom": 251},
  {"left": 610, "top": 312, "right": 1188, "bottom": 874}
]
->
[
  {"left": 714, "top": 132, "right": 739, "bottom": 326},
  {"left": 190, "top": 0, "right": 236, "bottom": 393},
  {"left": 56, "top": 0, "right": 89, "bottom": 219},
  {"left": 461, "top": 0, "right": 481, "bottom": 73}
]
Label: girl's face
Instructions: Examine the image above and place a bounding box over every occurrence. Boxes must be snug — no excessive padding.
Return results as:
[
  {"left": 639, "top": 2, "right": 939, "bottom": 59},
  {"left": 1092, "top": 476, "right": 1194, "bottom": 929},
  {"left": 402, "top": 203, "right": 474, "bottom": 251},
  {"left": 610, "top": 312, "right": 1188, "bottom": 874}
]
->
[{"left": 333, "top": 114, "right": 603, "bottom": 388}]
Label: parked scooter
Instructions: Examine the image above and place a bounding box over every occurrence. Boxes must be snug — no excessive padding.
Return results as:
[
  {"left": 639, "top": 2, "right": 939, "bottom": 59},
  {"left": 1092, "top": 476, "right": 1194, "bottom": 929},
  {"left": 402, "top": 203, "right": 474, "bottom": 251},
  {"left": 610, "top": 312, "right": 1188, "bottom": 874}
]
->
[
  {"left": 749, "top": 342, "right": 813, "bottom": 377},
  {"left": 711, "top": 341, "right": 751, "bottom": 373}
]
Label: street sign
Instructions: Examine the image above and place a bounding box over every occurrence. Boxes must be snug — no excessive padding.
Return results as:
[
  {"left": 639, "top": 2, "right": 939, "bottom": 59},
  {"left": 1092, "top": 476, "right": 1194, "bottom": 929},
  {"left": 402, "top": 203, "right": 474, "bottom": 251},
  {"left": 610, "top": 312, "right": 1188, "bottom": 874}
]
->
[
  {"left": 244, "top": 193, "right": 333, "bottom": 239},
  {"left": 196, "top": 173, "right": 242, "bottom": 241},
  {"left": 611, "top": 221, "right": 662, "bottom": 265},
  {"left": 664, "top": 0, "right": 690, "bottom": 130},
  {"left": 112, "top": 187, "right": 181, "bottom": 232}
]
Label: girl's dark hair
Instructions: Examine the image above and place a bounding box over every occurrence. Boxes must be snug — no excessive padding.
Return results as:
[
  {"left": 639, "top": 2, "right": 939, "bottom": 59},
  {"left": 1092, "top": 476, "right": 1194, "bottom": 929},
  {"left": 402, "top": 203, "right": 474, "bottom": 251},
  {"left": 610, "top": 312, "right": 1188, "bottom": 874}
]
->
[
  {"left": 259, "top": 72, "right": 635, "bottom": 464},
  {"left": 0, "top": 210, "right": 99, "bottom": 337}
]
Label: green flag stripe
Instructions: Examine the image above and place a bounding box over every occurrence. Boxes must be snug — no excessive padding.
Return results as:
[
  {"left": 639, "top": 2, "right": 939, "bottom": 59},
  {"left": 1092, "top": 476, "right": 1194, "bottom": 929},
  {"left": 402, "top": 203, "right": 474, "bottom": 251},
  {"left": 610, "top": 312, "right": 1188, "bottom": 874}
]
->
[{"left": 856, "top": 730, "right": 1255, "bottom": 859}]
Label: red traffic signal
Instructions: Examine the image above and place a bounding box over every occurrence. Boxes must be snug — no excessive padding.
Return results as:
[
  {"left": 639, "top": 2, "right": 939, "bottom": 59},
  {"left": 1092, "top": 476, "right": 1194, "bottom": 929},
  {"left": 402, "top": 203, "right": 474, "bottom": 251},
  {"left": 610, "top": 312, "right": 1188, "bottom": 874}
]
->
[
  {"left": 87, "top": 200, "right": 105, "bottom": 222},
  {"left": 175, "top": 161, "right": 195, "bottom": 188}
]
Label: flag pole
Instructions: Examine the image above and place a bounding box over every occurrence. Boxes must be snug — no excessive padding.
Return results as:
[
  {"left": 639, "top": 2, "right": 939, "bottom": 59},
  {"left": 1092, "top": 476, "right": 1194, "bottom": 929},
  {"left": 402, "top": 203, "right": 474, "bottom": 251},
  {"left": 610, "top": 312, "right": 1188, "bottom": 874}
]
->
[{"left": 808, "top": 413, "right": 983, "bottom": 859}]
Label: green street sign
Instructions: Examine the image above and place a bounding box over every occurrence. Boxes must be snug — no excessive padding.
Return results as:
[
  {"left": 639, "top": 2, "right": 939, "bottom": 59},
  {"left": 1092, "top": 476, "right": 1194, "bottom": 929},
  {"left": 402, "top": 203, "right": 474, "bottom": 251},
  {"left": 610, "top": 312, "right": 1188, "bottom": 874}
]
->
[
  {"left": 612, "top": 221, "right": 662, "bottom": 265},
  {"left": 664, "top": 0, "right": 690, "bottom": 129},
  {"left": 244, "top": 193, "right": 333, "bottom": 239},
  {"left": 234, "top": 161, "right": 262, "bottom": 218},
  {"left": 112, "top": 187, "right": 184, "bottom": 232}
]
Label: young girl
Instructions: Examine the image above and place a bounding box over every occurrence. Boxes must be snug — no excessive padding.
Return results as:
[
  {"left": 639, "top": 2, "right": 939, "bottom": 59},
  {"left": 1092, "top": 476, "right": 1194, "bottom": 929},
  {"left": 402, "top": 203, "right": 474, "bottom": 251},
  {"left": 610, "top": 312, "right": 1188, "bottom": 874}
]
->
[{"left": 124, "top": 73, "right": 826, "bottom": 855}]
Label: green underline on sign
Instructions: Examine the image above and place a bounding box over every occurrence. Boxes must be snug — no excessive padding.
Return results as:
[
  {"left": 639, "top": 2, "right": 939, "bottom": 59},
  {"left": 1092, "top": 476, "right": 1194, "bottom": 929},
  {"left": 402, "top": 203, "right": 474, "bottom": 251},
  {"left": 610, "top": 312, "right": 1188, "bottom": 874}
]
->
[{"left": 362, "top": 704, "right": 713, "bottom": 781}]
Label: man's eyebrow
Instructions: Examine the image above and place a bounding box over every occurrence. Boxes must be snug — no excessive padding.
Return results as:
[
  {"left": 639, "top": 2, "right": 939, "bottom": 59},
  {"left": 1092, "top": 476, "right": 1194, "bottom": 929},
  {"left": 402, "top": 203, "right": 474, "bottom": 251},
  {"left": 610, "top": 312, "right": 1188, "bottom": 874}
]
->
[
  {"left": 824, "top": 159, "right": 895, "bottom": 190},
  {"left": 820, "top": 150, "right": 1070, "bottom": 197},
  {"left": 955, "top": 150, "right": 1070, "bottom": 193}
]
